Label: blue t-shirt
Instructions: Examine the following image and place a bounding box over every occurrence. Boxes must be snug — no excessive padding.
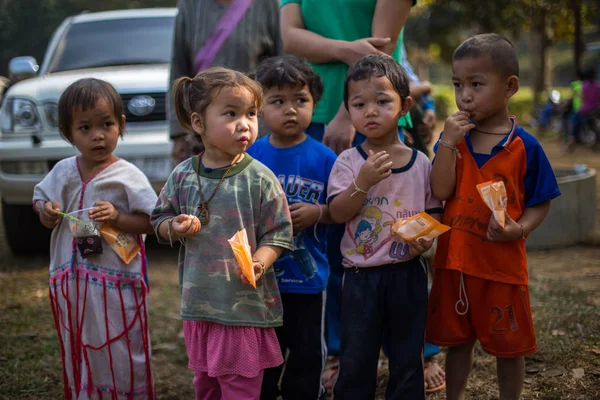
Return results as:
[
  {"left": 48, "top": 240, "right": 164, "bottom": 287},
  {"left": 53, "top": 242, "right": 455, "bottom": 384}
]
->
[
  {"left": 434, "top": 123, "right": 560, "bottom": 207},
  {"left": 247, "top": 135, "right": 338, "bottom": 294}
]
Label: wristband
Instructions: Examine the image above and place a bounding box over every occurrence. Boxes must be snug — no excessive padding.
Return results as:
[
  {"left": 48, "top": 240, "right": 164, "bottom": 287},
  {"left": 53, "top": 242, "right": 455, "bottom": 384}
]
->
[
  {"left": 351, "top": 178, "right": 368, "bottom": 197},
  {"left": 439, "top": 141, "right": 462, "bottom": 158},
  {"left": 253, "top": 259, "right": 266, "bottom": 277}
]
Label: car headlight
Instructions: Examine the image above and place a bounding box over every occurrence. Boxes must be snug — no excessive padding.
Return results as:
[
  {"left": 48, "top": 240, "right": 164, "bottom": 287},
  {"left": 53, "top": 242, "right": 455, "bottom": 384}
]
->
[
  {"left": 44, "top": 102, "right": 59, "bottom": 127},
  {"left": 0, "top": 98, "right": 42, "bottom": 134}
]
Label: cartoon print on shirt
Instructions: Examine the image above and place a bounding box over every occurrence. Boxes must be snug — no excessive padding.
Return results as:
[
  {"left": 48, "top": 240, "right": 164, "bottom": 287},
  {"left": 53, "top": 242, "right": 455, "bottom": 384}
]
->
[{"left": 346, "top": 205, "right": 396, "bottom": 260}]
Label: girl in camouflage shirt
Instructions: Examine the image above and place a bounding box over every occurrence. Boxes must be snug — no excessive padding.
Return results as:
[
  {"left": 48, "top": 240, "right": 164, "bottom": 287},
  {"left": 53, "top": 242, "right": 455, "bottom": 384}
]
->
[{"left": 151, "top": 67, "right": 293, "bottom": 399}]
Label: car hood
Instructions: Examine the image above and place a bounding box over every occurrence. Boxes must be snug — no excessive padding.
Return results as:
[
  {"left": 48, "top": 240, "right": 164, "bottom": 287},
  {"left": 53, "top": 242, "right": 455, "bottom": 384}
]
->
[{"left": 5, "top": 65, "right": 169, "bottom": 102}]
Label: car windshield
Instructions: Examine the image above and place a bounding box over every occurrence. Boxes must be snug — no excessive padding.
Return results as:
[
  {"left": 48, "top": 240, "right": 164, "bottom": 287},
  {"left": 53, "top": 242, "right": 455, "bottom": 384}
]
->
[{"left": 47, "top": 17, "right": 174, "bottom": 73}]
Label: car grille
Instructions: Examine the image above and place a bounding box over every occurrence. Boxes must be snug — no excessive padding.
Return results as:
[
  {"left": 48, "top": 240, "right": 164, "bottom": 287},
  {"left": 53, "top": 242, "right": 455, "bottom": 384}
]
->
[{"left": 121, "top": 92, "right": 167, "bottom": 123}]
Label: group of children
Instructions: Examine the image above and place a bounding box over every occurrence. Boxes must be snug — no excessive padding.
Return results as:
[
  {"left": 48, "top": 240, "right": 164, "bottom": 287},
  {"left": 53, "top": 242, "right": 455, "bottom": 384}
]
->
[{"left": 33, "top": 33, "right": 560, "bottom": 400}]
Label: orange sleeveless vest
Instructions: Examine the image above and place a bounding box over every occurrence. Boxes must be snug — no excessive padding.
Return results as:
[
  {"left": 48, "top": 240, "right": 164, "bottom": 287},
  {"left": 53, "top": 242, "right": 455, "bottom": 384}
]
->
[{"left": 434, "top": 122, "right": 529, "bottom": 285}]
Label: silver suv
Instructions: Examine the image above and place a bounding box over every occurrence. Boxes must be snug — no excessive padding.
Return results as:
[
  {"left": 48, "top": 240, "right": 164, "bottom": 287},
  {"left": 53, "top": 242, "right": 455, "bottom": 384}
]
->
[{"left": 0, "top": 8, "right": 176, "bottom": 254}]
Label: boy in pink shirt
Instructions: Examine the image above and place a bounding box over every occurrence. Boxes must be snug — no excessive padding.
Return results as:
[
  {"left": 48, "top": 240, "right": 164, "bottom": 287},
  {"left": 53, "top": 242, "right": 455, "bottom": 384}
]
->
[{"left": 327, "top": 54, "right": 442, "bottom": 399}]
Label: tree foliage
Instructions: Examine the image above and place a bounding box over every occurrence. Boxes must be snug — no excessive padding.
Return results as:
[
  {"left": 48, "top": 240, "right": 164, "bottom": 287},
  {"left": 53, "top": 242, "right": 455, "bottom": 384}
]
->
[
  {"left": 0, "top": 0, "right": 176, "bottom": 76},
  {"left": 408, "top": 0, "right": 598, "bottom": 63}
]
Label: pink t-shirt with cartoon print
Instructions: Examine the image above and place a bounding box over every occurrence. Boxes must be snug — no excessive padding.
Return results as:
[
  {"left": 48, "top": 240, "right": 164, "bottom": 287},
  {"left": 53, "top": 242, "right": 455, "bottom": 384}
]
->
[{"left": 327, "top": 146, "right": 443, "bottom": 268}]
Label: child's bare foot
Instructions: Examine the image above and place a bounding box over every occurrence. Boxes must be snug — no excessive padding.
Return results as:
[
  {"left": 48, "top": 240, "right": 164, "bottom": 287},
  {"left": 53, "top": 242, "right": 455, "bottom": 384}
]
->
[{"left": 424, "top": 357, "right": 446, "bottom": 394}]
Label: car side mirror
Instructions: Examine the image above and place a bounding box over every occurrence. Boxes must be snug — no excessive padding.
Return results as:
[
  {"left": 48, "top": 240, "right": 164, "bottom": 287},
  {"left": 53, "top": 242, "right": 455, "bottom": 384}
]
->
[{"left": 8, "top": 56, "right": 39, "bottom": 81}]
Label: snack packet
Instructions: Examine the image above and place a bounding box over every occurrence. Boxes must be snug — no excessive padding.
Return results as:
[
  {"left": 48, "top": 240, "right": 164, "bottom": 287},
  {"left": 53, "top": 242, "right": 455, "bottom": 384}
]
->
[
  {"left": 65, "top": 207, "right": 103, "bottom": 258},
  {"left": 392, "top": 212, "right": 451, "bottom": 242},
  {"left": 476, "top": 180, "right": 507, "bottom": 227},
  {"left": 100, "top": 223, "right": 140, "bottom": 264},
  {"left": 227, "top": 229, "right": 255, "bottom": 288}
]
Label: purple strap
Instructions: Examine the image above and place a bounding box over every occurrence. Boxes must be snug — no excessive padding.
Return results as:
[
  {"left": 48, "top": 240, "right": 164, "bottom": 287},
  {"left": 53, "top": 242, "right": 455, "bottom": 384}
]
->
[{"left": 193, "top": 0, "right": 253, "bottom": 74}]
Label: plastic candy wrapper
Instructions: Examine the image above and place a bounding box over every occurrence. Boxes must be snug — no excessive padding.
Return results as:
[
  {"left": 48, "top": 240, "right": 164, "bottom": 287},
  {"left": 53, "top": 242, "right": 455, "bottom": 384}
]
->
[
  {"left": 228, "top": 229, "right": 255, "bottom": 288},
  {"left": 476, "top": 181, "right": 507, "bottom": 228},
  {"left": 100, "top": 223, "right": 140, "bottom": 264},
  {"left": 64, "top": 207, "right": 103, "bottom": 258},
  {"left": 392, "top": 212, "right": 451, "bottom": 242}
]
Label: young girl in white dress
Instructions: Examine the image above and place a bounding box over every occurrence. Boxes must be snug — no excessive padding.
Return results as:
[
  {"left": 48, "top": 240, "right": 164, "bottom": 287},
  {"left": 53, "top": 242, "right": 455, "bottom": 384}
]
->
[{"left": 33, "top": 78, "right": 158, "bottom": 399}]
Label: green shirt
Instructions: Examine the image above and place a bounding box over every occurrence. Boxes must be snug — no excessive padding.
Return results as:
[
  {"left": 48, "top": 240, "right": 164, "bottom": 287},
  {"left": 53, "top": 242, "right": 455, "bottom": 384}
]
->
[
  {"left": 151, "top": 154, "right": 294, "bottom": 327},
  {"left": 280, "top": 0, "right": 413, "bottom": 128},
  {"left": 571, "top": 80, "right": 583, "bottom": 112}
]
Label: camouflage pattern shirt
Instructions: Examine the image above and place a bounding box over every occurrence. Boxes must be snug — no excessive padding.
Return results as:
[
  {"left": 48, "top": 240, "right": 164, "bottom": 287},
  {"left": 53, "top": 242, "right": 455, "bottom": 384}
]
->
[{"left": 151, "top": 154, "right": 294, "bottom": 327}]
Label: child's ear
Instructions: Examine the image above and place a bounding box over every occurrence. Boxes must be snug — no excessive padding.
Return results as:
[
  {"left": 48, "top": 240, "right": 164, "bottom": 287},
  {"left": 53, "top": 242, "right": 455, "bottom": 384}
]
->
[
  {"left": 506, "top": 76, "right": 519, "bottom": 99},
  {"left": 191, "top": 112, "right": 204, "bottom": 135},
  {"left": 401, "top": 96, "right": 414, "bottom": 116}
]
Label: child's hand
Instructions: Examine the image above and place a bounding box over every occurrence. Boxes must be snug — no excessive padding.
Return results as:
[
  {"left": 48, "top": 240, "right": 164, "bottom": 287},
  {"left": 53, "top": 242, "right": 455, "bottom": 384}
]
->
[
  {"left": 356, "top": 149, "right": 393, "bottom": 189},
  {"left": 487, "top": 212, "right": 522, "bottom": 242},
  {"left": 40, "top": 201, "right": 61, "bottom": 229},
  {"left": 290, "top": 203, "right": 321, "bottom": 233},
  {"left": 407, "top": 237, "right": 434, "bottom": 258},
  {"left": 172, "top": 214, "right": 201, "bottom": 237},
  {"left": 241, "top": 261, "right": 265, "bottom": 286},
  {"left": 442, "top": 111, "right": 475, "bottom": 146},
  {"left": 90, "top": 201, "right": 119, "bottom": 223}
]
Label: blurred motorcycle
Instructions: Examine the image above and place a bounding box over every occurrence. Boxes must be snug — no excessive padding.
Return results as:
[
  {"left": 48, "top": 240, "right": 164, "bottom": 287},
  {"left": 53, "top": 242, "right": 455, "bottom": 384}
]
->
[
  {"left": 580, "top": 109, "right": 600, "bottom": 149},
  {"left": 530, "top": 90, "right": 568, "bottom": 135}
]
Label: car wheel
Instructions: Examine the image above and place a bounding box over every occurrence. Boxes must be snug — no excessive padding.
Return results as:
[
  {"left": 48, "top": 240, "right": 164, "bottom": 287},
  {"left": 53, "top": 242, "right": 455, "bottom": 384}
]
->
[{"left": 1, "top": 199, "right": 50, "bottom": 255}]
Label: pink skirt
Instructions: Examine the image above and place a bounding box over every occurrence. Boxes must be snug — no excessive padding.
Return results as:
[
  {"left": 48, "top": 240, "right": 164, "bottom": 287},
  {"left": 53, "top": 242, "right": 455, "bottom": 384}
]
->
[{"left": 183, "top": 320, "right": 283, "bottom": 378}]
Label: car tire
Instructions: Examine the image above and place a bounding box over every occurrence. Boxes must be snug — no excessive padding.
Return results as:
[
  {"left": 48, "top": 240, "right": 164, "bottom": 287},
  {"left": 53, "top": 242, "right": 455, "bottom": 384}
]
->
[{"left": 1, "top": 199, "right": 51, "bottom": 255}]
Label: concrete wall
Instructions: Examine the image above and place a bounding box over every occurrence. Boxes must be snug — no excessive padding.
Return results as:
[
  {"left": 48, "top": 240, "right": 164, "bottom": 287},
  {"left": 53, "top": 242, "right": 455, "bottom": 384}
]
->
[{"left": 526, "top": 168, "right": 597, "bottom": 250}]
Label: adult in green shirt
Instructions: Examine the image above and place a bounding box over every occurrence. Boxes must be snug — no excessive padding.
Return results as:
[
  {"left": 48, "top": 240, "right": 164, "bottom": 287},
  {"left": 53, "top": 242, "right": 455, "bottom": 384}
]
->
[{"left": 281, "top": 0, "right": 415, "bottom": 154}]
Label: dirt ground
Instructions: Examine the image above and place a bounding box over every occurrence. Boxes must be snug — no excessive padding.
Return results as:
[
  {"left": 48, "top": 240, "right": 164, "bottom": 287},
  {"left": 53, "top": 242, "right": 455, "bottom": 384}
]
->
[{"left": 0, "top": 138, "right": 599, "bottom": 400}]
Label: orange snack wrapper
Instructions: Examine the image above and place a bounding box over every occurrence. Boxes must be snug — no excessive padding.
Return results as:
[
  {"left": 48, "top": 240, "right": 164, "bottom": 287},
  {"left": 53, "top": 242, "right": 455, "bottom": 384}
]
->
[
  {"left": 228, "top": 229, "right": 255, "bottom": 288},
  {"left": 392, "top": 212, "right": 451, "bottom": 242},
  {"left": 99, "top": 223, "right": 140, "bottom": 264},
  {"left": 476, "top": 181, "right": 507, "bottom": 227}
]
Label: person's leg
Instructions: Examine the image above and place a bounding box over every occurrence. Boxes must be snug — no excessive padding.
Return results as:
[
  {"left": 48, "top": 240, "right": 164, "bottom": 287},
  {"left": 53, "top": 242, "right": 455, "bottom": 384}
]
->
[
  {"left": 497, "top": 356, "right": 525, "bottom": 400},
  {"left": 384, "top": 259, "right": 428, "bottom": 400},
  {"left": 426, "top": 269, "right": 477, "bottom": 400},
  {"left": 472, "top": 279, "right": 536, "bottom": 400},
  {"left": 280, "top": 293, "right": 326, "bottom": 400},
  {"left": 260, "top": 296, "right": 288, "bottom": 400},
  {"left": 322, "top": 224, "right": 344, "bottom": 393},
  {"left": 193, "top": 370, "right": 222, "bottom": 400},
  {"left": 218, "top": 371, "right": 264, "bottom": 400},
  {"left": 445, "top": 341, "right": 476, "bottom": 400},
  {"left": 333, "top": 268, "right": 384, "bottom": 400}
]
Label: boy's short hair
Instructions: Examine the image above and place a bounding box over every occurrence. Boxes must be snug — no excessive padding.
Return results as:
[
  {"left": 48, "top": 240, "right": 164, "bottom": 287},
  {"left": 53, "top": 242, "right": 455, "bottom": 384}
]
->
[
  {"left": 58, "top": 78, "right": 124, "bottom": 143},
  {"left": 255, "top": 55, "right": 324, "bottom": 103},
  {"left": 453, "top": 33, "right": 519, "bottom": 78},
  {"left": 343, "top": 54, "right": 410, "bottom": 110}
]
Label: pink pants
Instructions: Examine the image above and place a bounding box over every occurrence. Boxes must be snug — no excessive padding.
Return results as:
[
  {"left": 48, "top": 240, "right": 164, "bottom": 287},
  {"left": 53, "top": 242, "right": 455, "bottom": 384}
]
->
[{"left": 193, "top": 370, "right": 264, "bottom": 400}]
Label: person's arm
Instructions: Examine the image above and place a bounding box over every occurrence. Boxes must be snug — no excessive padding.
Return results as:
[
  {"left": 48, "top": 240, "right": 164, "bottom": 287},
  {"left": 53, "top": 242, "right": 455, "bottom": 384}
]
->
[
  {"left": 89, "top": 201, "right": 154, "bottom": 235},
  {"left": 323, "top": 1, "right": 413, "bottom": 152},
  {"left": 280, "top": 3, "right": 390, "bottom": 66},
  {"left": 431, "top": 112, "right": 474, "bottom": 200},
  {"left": 371, "top": 0, "right": 414, "bottom": 56},
  {"left": 168, "top": 1, "right": 192, "bottom": 140},
  {"left": 487, "top": 201, "right": 551, "bottom": 242},
  {"left": 329, "top": 150, "right": 393, "bottom": 223}
]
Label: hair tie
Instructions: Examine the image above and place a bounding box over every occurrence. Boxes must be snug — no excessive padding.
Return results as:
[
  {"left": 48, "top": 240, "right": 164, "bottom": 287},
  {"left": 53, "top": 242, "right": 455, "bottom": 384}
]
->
[{"left": 187, "top": 77, "right": 193, "bottom": 83}]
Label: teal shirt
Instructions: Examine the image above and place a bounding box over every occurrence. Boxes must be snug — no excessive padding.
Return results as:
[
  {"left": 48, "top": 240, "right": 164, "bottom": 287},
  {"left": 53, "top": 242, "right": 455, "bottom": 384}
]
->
[{"left": 280, "top": 0, "right": 414, "bottom": 127}]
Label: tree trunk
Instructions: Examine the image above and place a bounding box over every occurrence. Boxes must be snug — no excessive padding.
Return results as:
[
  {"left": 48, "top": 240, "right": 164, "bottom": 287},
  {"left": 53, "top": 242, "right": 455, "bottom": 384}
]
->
[
  {"left": 572, "top": 0, "right": 583, "bottom": 74},
  {"left": 530, "top": 9, "right": 550, "bottom": 127}
]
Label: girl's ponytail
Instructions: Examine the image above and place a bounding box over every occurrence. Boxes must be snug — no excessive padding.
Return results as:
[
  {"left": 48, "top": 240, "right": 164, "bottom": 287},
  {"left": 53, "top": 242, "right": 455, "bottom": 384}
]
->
[{"left": 172, "top": 76, "right": 194, "bottom": 133}]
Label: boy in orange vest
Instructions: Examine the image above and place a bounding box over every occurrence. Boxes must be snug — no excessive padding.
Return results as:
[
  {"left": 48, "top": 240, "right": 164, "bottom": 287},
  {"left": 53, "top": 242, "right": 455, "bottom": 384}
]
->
[{"left": 427, "top": 33, "right": 561, "bottom": 400}]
